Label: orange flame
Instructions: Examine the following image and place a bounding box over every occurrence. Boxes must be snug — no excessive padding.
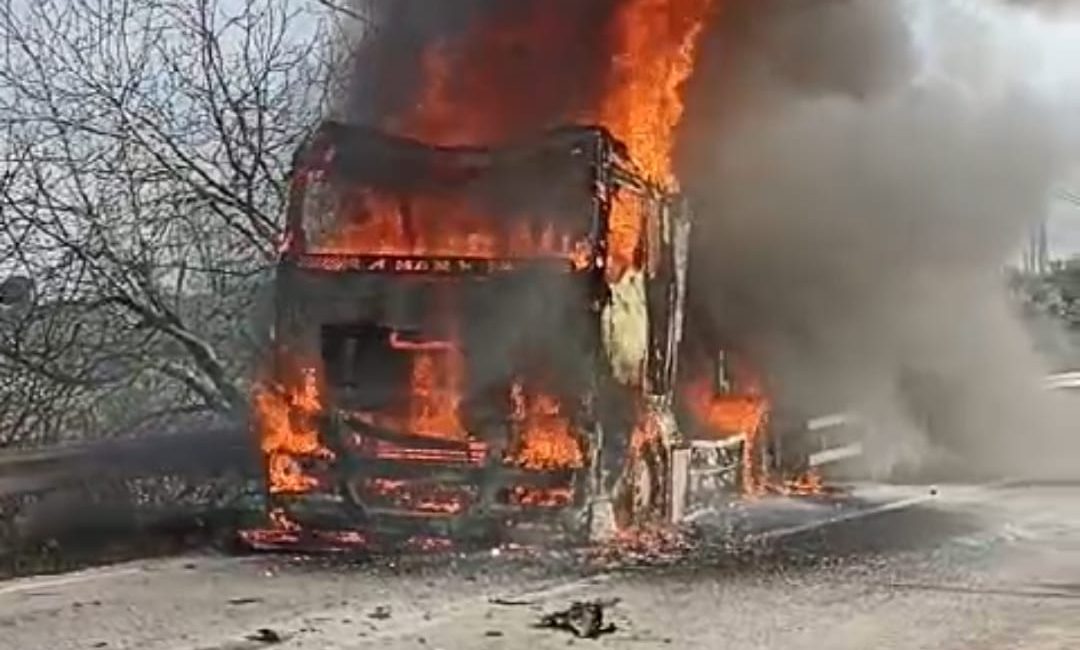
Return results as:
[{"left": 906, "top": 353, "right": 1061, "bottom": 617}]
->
[
  {"left": 349, "top": 4, "right": 602, "bottom": 265},
  {"left": 389, "top": 2, "right": 587, "bottom": 145},
  {"left": 629, "top": 403, "right": 663, "bottom": 454},
  {"left": 510, "top": 380, "right": 584, "bottom": 470},
  {"left": 392, "top": 0, "right": 717, "bottom": 179},
  {"left": 684, "top": 377, "right": 769, "bottom": 439},
  {"left": 366, "top": 478, "right": 468, "bottom": 515},
  {"left": 596, "top": 0, "right": 716, "bottom": 279},
  {"left": 407, "top": 346, "right": 469, "bottom": 441},
  {"left": 268, "top": 507, "right": 301, "bottom": 532},
  {"left": 594, "top": 0, "right": 716, "bottom": 186},
  {"left": 509, "top": 486, "right": 575, "bottom": 508},
  {"left": 374, "top": 0, "right": 717, "bottom": 279},
  {"left": 342, "top": 331, "right": 471, "bottom": 443},
  {"left": 256, "top": 0, "right": 720, "bottom": 505},
  {"left": 311, "top": 190, "right": 594, "bottom": 263},
  {"left": 254, "top": 366, "right": 334, "bottom": 495},
  {"left": 682, "top": 357, "right": 771, "bottom": 495},
  {"left": 783, "top": 469, "right": 824, "bottom": 496},
  {"left": 606, "top": 191, "right": 644, "bottom": 282}
]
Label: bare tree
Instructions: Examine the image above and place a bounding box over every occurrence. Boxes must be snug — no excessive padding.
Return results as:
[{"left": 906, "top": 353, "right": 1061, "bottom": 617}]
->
[{"left": 0, "top": 0, "right": 356, "bottom": 446}]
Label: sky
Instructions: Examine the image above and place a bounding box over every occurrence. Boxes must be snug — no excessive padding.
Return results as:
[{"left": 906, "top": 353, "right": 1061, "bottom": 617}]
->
[{"left": 938, "top": 0, "right": 1080, "bottom": 260}]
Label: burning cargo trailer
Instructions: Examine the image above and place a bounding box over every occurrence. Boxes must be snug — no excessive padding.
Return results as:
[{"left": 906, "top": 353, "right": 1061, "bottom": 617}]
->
[{"left": 251, "top": 121, "right": 747, "bottom": 549}]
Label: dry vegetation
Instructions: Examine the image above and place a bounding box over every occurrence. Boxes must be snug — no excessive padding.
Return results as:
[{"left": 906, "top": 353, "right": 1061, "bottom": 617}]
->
[{"left": 0, "top": 0, "right": 361, "bottom": 447}]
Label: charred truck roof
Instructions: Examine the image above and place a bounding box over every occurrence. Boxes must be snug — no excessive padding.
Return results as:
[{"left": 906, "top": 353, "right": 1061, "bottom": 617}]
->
[{"left": 282, "top": 121, "right": 656, "bottom": 272}]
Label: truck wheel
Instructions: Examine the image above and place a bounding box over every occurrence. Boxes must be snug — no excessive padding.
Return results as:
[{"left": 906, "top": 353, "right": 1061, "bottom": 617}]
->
[{"left": 614, "top": 442, "right": 665, "bottom": 529}]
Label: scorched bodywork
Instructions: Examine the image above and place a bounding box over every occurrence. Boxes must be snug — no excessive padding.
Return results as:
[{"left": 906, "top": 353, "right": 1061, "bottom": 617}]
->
[{"left": 259, "top": 122, "right": 707, "bottom": 544}]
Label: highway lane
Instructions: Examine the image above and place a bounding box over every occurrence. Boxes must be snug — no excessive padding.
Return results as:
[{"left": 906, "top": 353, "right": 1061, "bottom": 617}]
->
[{"left": 1, "top": 481, "right": 1078, "bottom": 649}]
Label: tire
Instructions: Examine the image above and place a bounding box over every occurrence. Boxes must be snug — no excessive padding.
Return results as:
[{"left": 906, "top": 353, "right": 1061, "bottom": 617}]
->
[{"left": 614, "top": 441, "right": 665, "bottom": 529}]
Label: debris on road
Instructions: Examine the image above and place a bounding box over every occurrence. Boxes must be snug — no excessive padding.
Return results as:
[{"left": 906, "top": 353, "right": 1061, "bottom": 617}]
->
[
  {"left": 245, "top": 628, "right": 283, "bottom": 644},
  {"left": 368, "top": 605, "right": 392, "bottom": 620},
  {"left": 489, "top": 596, "right": 534, "bottom": 607},
  {"left": 536, "top": 599, "right": 619, "bottom": 639},
  {"left": 590, "top": 525, "right": 694, "bottom": 568}
]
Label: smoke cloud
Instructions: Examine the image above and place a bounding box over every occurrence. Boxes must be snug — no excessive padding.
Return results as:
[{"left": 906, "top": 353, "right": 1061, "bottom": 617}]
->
[
  {"left": 681, "top": 0, "right": 1080, "bottom": 479},
  {"left": 338, "top": 0, "right": 1080, "bottom": 479},
  {"left": 341, "top": 0, "right": 617, "bottom": 137}
]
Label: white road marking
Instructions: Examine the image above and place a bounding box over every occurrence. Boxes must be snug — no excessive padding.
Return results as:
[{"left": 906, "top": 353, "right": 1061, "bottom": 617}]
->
[
  {"left": 0, "top": 566, "right": 144, "bottom": 597},
  {"left": 747, "top": 493, "right": 941, "bottom": 542},
  {"left": 689, "top": 479, "right": 1018, "bottom": 542}
]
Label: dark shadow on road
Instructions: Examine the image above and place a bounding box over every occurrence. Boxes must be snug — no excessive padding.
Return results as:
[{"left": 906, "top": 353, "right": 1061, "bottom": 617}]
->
[{"left": 686, "top": 498, "right": 986, "bottom": 574}]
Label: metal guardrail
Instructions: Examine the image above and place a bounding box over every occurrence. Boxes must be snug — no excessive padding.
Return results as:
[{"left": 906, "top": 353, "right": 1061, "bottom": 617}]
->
[
  {"left": 1045, "top": 371, "right": 1080, "bottom": 390},
  {"left": 0, "top": 427, "right": 258, "bottom": 498},
  {"left": 4, "top": 367, "right": 1075, "bottom": 501},
  {"left": 795, "top": 370, "right": 1080, "bottom": 472}
]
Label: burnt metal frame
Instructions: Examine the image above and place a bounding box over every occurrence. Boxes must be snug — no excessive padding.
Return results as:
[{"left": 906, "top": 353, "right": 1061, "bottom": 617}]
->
[{"left": 267, "top": 123, "right": 691, "bottom": 541}]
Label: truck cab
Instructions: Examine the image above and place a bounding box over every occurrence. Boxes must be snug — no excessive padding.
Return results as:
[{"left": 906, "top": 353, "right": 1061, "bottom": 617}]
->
[{"left": 257, "top": 122, "right": 698, "bottom": 545}]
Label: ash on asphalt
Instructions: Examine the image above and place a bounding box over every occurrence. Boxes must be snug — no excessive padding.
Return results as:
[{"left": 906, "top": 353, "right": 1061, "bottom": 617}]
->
[
  {"left": 685, "top": 487, "right": 985, "bottom": 573},
  {"left": 251, "top": 486, "right": 984, "bottom": 591},
  {"left": 1, "top": 481, "right": 985, "bottom": 597}
]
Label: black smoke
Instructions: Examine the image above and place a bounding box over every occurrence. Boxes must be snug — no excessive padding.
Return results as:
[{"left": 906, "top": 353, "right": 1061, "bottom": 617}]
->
[{"left": 340, "top": 0, "right": 621, "bottom": 138}]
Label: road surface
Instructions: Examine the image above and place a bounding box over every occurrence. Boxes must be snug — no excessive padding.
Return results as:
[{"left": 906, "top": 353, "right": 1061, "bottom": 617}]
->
[{"left": 1, "top": 482, "right": 1078, "bottom": 649}]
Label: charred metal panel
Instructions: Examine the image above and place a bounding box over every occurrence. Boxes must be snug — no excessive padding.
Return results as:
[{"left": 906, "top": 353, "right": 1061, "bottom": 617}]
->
[
  {"left": 601, "top": 269, "right": 648, "bottom": 387},
  {"left": 266, "top": 122, "right": 697, "bottom": 541},
  {"left": 670, "top": 200, "right": 692, "bottom": 400},
  {"left": 284, "top": 123, "right": 619, "bottom": 261}
]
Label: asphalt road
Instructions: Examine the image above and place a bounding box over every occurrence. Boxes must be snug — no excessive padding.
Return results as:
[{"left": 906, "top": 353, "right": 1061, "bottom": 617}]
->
[{"left": 1, "top": 482, "right": 1078, "bottom": 650}]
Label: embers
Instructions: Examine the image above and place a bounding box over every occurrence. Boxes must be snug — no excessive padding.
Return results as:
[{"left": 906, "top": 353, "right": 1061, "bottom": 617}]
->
[
  {"left": 311, "top": 190, "right": 595, "bottom": 264},
  {"left": 297, "top": 152, "right": 597, "bottom": 265},
  {"left": 350, "top": 480, "right": 577, "bottom": 516},
  {"left": 238, "top": 508, "right": 370, "bottom": 553},
  {"left": 259, "top": 297, "right": 590, "bottom": 538},
  {"left": 363, "top": 478, "right": 471, "bottom": 516},
  {"left": 508, "top": 486, "right": 574, "bottom": 509},
  {"left": 780, "top": 469, "right": 826, "bottom": 497},
  {"left": 348, "top": 432, "right": 488, "bottom": 465}
]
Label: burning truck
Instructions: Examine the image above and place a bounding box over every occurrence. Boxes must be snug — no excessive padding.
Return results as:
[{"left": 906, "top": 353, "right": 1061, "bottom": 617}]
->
[{"left": 246, "top": 119, "right": 792, "bottom": 549}]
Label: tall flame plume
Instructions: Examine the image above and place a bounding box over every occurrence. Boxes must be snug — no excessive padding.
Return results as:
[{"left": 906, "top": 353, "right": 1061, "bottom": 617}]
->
[
  {"left": 255, "top": 0, "right": 720, "bottom": 496},
  {"left": 596, "top": 0, "right": 717, "bottom": 186}
]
